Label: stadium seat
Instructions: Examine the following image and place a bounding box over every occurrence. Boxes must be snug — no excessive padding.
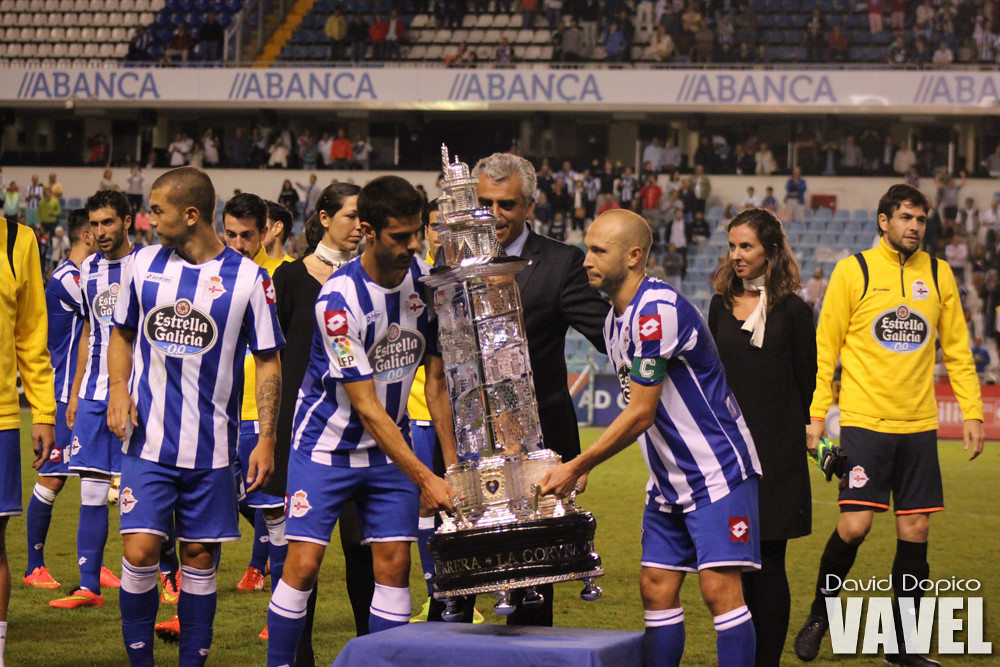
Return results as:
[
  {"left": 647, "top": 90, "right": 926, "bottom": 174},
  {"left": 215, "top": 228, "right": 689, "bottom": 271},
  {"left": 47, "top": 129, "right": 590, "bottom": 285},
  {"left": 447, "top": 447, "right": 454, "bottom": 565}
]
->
[
  {"left": 508, "top": 14, "right": 523, "bottom": 28},
  {"left": 851, "top": 209, "right": 870, "bottom": 222},
  {"left": 451, "top": 28, "right": 468, "bottom": 42},
  {"left": 22, "top": 42, "right": 37, "bottom": 57},
  {"left": 475, "top": 13, "right": 492, "bottom": 28},
  {"left": 80, "top": 26, "right": 96, "bottom": 40},
  {"left": 410, "top": 14, "right": 428, "bottom": 28},
  {"left": 814, "top": 207, "right": 833, "bottom": 223},
  {"left": 52, "top": 40, "right": 68, "bottom": 56},
  {"left": 466, "top": 28, "right": 484, "bottom": 43},
  {"left": 407, "top": 44, "right": 426, "bottom": 59},
  {"left": 35, "top": 26, "right": 50, "bottom": 40},
  {"left": 532, "top": 29, "right": 548, "bottom": 43},
  {"left": 111, "top": 26, "right": 127, "bottom": 40},
  {"left": 83, "top": 42, "right": 99, "bottom": 57},
  {"left": 461, "top": 13, "right": 475, "bottom": 28},
  {"left": 493, "top": 13, "right": 509, "bottom": 28},
  {"left": 32, "top": 12, "right": 48, "bottom": 25},
  {"left": 122, "top": 12, "right": 138, "bottom": 25},
  {"left": 523, "top": 44, "right": 541, "bottom": 60},
  {"left": 108, "top": 12, "right": 123, "bottom": 25},
  {"left": 514, "top": 28, "right": 532, "bottom": 43},
  {"left": 20, "top": 26, "right": 36, "bottom": 40},
  {"left": 77, "top": 12, "right": 93, "bottom": 25},
  {"left": 66, "top": 42, "right": 83, "bottom": 56},
  {"left": 832, "top": 209, "right": 850, "bottom": 223}
]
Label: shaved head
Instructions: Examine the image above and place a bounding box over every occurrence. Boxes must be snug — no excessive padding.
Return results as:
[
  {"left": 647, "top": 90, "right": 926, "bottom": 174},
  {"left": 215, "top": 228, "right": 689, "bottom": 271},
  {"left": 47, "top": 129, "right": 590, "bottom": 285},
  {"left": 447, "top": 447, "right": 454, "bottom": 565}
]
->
[
  {"left": 151, "top": 166, "right": 216, "bottom": 225},
  {"left": 584, "top": 210, "right": 652, "bottom": 304},
  {"left": 591, "top": 209, "right": 652, "bottom": 257}
]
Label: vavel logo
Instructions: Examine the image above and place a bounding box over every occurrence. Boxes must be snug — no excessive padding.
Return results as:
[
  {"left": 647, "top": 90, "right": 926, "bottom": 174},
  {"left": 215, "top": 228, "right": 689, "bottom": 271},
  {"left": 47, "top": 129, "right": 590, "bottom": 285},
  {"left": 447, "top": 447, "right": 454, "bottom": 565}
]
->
[{"left": 143, "top": 299, "right": 218, "bottom": 357}]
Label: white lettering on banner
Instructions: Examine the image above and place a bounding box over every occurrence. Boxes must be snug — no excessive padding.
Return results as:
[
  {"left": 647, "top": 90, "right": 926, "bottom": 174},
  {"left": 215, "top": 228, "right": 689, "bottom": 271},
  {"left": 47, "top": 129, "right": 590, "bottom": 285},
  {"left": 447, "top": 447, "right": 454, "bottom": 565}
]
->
[
  {"left": 674, "top": 73, "right": 836, "bottom": 104},
  {"left": 447, "top": 72, "right": 602, "bottom": 103},
  {"left": 227, "top": 71, "right": 377, "bottom": 101},
  {"left": 17, "top": 71, "right": 160, "bottom": 100},
  {"left": 912, "top": 75, "right": 1000, "bottom": 105}
]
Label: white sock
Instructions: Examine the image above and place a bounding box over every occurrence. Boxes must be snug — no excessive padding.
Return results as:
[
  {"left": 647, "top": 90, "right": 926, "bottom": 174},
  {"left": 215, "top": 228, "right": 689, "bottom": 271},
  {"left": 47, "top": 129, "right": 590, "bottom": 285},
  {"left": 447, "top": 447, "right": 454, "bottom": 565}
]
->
[{"left": 0, "top": 620, "right": 7, "bottom": 667}]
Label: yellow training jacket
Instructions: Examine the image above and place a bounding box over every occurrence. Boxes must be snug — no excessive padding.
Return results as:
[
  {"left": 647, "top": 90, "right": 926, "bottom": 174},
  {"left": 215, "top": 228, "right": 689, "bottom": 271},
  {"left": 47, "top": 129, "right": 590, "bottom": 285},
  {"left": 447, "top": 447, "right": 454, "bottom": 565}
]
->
[
  {"left": 0, "top": 219, "right": 55, "bottom": 430},
  {"left": 406, "top": 250, "right": 436, "bottom": 423},
  {"left": 810, "top": 236, "right": 982, "bottom": 433},
  {"left": 241, "top": 246, "right": 292, "bottom": 423}
]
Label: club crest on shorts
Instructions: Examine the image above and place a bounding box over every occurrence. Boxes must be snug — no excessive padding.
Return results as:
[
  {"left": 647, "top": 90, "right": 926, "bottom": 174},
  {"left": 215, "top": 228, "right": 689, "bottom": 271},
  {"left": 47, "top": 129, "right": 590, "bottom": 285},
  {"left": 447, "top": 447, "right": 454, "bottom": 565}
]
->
[
  {"left": 119, "top": 487, "right": 137, "bottom": 514},
  {"left": 288, "top": 490, "right": 312, "bottom": 518},
  {"left": 71, "top": 435, "right": 81, "bottom": 456},
  {"left": 730, "top": 517, "right": 749, "bottom": 542},
  {"left": 848, "top": 465, "right": 869, "bottom": 489}
]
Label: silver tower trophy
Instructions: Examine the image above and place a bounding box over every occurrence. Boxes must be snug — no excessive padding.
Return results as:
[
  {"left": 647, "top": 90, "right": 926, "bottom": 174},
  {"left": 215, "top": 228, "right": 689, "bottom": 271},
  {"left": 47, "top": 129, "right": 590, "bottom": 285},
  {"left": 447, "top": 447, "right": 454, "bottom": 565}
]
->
[{"left": 423, "top": 145, "right": 603, "bottom": 620}]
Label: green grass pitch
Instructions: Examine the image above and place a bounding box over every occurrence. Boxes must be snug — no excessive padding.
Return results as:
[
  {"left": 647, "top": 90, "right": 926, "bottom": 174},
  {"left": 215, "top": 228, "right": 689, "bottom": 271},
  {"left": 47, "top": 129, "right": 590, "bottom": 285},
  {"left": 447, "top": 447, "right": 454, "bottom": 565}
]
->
[{"left": 5, "top": 419, "right": 998, "bottom": 665}]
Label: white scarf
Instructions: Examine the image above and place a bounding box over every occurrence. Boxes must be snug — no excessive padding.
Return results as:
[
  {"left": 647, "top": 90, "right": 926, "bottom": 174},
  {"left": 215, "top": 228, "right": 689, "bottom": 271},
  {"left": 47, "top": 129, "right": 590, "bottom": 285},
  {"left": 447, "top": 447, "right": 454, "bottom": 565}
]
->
[
  {"left": 313, "top": 240, "right": 354, "bottom": 269},
  {"left": 740, "top": 275, "right": 767, "bottom": 348}
]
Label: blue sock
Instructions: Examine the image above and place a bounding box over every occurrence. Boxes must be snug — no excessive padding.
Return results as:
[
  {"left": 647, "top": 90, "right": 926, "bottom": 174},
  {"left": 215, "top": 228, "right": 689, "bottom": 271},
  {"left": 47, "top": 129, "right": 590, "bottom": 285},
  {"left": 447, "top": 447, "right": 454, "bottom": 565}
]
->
[
  {"left": 178, "top": 565, "right": 217, "bottom": 666},
  {"left": 267, "top": 579, "right": 311, "bottom": 666},
  {"left": 417, "top": 516, "right": 436, "bottom": 596},
  {"left": 26, "top": 482, "right": 58, "bottom": 572},
  {"left": 369, "top": 583, "right": 411, "bottom": 632},
  {"left": 119, "top": 558, "right": 159, "bottom": 667},
  {"left": 78, "top": 478, "right": 111, "bottom": 593},
  {"left": 715, "top": 605, "right": 755, "bottom": 667},
  {"left": 250, "top": 510, "right": 269, "bottom": 573},
  {"left": 264, "top": 515, "right": 287, "bottom": 585},
  {"left": 644, "top": 608, "right": 685, "bottom": 667}
]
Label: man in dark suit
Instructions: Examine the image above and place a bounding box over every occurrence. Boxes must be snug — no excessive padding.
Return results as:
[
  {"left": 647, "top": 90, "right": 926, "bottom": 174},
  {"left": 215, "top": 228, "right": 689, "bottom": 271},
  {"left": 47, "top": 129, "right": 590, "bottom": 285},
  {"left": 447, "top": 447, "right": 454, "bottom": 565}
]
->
[{"left": 471, "top": 152, "right": 608, "bottom": 626}]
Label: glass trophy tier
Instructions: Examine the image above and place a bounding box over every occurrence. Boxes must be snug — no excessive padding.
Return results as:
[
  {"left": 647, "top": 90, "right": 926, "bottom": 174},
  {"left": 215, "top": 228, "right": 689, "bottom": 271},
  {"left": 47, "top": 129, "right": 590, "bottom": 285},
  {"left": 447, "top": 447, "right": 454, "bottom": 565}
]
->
[{"left": 423, "top": 145, "right": 603, "bottom": 617}]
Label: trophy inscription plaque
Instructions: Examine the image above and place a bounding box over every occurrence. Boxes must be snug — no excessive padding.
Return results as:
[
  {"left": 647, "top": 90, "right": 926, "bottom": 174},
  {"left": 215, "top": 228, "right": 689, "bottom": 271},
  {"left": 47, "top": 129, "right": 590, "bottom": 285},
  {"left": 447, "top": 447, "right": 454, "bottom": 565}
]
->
[{"left": 423, "top": 146, "right": 603, "bottom": 620}]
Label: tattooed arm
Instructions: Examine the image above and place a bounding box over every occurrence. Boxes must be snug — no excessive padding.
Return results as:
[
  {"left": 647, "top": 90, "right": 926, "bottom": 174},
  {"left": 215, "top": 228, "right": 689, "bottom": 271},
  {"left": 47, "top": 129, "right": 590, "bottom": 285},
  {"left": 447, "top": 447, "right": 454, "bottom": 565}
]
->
[{"left": 247, "top": 350, "right": 281, "bottom": 492}]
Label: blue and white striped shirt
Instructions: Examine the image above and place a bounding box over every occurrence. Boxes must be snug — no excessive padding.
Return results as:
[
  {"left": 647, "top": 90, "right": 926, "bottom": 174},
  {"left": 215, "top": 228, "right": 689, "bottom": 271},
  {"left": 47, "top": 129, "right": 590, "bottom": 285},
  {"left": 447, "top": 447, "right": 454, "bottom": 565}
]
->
[
  {"left": 112, "top": 245, "right": 284, "bottom": 469},
  {"left": 45, "top": 259, "right": 84, "bottom": 404},
  {"left": 79, "top": 250, "right": 133, "bottom": 402},
  {"left": 606, "top": 276, "right": 760, "bottom": 513},
  {"left": 292, "top": 257, "right": 436, "bottom": 467}
]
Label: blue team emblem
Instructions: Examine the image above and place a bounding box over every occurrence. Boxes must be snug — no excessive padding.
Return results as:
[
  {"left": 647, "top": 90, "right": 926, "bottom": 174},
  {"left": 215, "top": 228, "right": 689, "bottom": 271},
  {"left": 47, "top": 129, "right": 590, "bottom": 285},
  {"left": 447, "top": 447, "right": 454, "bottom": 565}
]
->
[
  {"left": 367, "top": 323, "right": 425, "bottom": 382},
  {"left": 871, "top": 305, "right": 930, "bottom": 353},
  {"left": 144, "top": 298, "right": 219, "bottom": 357},
  {"left": 92, "top": 283, "right": 119, "bottom": 324}
]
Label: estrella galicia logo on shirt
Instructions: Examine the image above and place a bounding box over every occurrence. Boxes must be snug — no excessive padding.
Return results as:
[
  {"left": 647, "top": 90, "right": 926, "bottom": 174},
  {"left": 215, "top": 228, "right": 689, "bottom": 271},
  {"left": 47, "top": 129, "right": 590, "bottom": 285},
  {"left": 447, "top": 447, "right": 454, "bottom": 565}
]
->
[
  {"left": 92, "top": 283, "right": 120, "bottom": 324},
  {"left": 144, "top": 298, "right": 218, "bottom": 357},
  {"left": 871, "top": 305, "right": 930, "bottom": 353},
  {"left": 616, "top": 362, "right": 631, "bottom": 402},
  {"left": 368, "top": 323, "right": 425, "bottom": 382}
]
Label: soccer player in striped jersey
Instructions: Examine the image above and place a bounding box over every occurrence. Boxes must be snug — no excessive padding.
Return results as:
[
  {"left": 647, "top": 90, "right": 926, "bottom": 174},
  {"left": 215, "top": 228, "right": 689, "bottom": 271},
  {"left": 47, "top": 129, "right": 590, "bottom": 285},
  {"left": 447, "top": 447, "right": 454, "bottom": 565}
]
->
[
  {"left": 540, "top": 210, "right": 762, "bottom": 667},
  {"left": 267, "top": 176, "right": 455, "bottom": 667},
  {"left": 107, "top": 167, "right": 284, "bottom": 667},
  {"left": 24, "top": 209, "right": 94, "bottom": 590},
  {"left": 51, "top": 191, "right": 135, "bottom": 609}
]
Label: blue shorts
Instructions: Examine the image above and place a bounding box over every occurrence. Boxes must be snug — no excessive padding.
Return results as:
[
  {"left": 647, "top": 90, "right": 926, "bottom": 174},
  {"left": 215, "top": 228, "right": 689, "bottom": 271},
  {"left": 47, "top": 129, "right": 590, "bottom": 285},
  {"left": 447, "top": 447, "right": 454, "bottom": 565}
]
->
[
  {"left": 69, "top": 397, "right": 122, "bottom": 476},
  {"left": 118, "top": 454, "right": 240, "bottom": 543},
  {"left": 237, "top": 423, "right": 283, "bottom": 509},
  {"left": 39, "top": 401, "right": 75, "bottom": 477},
  {"left": 641, "top": 477, "right": 761, "bottom": 573},
  {"left": 0, "top": 429, "right": 22, "bottom": 516},
  {"left": 284, "top": 447, "right": 418, "bottom": 546},
  {"left": 411, "top": 420, "right": 436, "bottom": 470}
]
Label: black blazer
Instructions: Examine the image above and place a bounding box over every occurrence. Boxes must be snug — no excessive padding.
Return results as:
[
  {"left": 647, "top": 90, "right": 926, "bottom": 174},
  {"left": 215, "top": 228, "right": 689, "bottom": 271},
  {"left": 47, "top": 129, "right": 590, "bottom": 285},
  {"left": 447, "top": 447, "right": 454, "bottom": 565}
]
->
[{"left": 514, "top": 227, "right": 609, "bottom": 460}]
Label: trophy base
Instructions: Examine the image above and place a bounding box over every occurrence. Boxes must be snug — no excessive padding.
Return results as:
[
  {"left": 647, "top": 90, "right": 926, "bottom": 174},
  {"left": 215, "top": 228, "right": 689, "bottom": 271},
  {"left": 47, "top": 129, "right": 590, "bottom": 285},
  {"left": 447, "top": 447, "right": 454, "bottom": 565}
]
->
[{"left": 429, "top": 511, "right": 603, "bottom": 599}]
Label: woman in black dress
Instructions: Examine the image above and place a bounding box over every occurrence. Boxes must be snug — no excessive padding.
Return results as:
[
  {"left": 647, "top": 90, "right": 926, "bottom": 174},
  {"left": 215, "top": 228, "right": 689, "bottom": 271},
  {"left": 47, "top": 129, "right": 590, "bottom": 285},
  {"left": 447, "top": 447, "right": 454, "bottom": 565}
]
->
[
  {"left": 268, "top": 183, "right": 367, "bottom": 662},
  {"left": 278, "top": 179, "right": 300, "bottom": 222},
  {"left": 708, "top": 208, "right": 817, "bottom": 667}
]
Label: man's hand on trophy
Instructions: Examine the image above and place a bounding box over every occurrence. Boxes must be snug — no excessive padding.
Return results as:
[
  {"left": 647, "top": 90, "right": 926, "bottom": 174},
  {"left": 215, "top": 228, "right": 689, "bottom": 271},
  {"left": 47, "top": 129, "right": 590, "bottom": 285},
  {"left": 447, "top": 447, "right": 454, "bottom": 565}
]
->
[
  {"left": 538, "top": 463, "right": 582, "bottom": 499},
  {"left": 420, "top": 476, "right": 456, "bottom": 513}
]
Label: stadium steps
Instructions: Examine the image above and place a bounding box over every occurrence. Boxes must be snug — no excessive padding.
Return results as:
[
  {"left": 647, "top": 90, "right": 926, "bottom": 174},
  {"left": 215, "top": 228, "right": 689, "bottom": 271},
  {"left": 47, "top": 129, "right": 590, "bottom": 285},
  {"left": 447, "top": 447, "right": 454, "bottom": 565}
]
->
[{"left": 253, "top": 0, "right": 316, "bottom": 67}]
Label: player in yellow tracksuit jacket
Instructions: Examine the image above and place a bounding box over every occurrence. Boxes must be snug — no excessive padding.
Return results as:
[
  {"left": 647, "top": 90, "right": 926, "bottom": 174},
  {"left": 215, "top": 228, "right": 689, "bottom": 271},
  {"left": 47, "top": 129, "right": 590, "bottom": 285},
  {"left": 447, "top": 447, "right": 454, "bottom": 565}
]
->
[
  {"left": 1, "top": 218, "right": 56, "bottom": 665},
  {"left": 794, "top": 184, "right": 984, "bottom": 665}
]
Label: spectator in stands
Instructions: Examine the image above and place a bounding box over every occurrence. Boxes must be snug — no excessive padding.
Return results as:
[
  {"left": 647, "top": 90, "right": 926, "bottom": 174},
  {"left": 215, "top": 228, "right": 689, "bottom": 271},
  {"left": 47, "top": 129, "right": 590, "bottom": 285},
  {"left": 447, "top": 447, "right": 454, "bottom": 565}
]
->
[
  {"left": 910, "top": 34, "right": 932, "bottom": 64},
  {"left": 22, "top": 176, "right": 42, "bottom": 228},
  {"left": 559, "top": 17, "right": 587, "bottom": 61},
  {"left": 974, "top": 16, "right": 995, "bottom": 63},
  {"left": 557, "top": 160, "right": 579, "bottom": 195},
  {"left": 325, "top": 8, "right": 347, "bottom": 60},
  {"left": 859, "top": 129, "right": 882, "bottom": 174},
  {"left": 385, "top": 9, "right": 405, "bottom": 61},
  {"left": 296, "top": 174, "right": 321, "bottom": 221},
  {"left": 164, "top": 24, "right": 195, "bottom": 63},
  {"left": 297, "top": 130, "right": 320, "bottom": 171},
  {"left": 278, "top": 179, "right": 300, "bottom": 220},
  {"left": 330, "top": 128, "right": 352, "bottom": 169},
  {"left": 202, "top": 128, "right": 220, "bottom": 167},
  {"left": 643, "top": 137, "right": 668, "bottom": 173},
  {"left": 982, "top": 145, "right": 1000, "bottom": 177},
  {"left": 639, "top": 175, "right": 663, "bottom": 225},
  {"left": 838, "top": 135, "right": 863, "bottom": 175},
  {"left": 126, "top": 166, "right": 144, "bottom": 217},
  {"left": 972, "top": 336, "right": 990, "bottom": 376},
  {"left": 646, "top": 253, "right": 668, "bottom": 281},
  {"left": 804, "top": 9, "right": 826, "bottom": 62},
  {"left": 663, "top": 242, "right": 685, "bottom": 282},
  {"left": 615, "top": 166, "right": 639, "bottom": 211},
  {"left": 894, "top": 142, "right": 917, "bottom": 175},
  {"left": 755, "top": 142, "right": 778, "bottom": 175},
  {"left": 268, "top": 136, "right": 290, "bottom": 168},
  {"left": 694, "top": 17, "right": 715, "bottom": 62},
  {"left": 689, "top": 211, "right": 710, "bottom": 244},
  {"left": 353, "top": 135, "right": 373, "bottom": 170},
  {"left": 228, "top": 127, "right": 250, "bottom": 168},
  {"left": 959, "top": 197, "right": 980, "bottom": 240},
  {"left": 936, "top": 170, "right": 966, "bottom": 226},
  {"left": 127, "top": 26, "right": 152, "bottom": 62},
  {"left": 733, "top": 2, "right": 758, "bottom": 44},
  {"left": 887, "top": 33, "right": 908, "bottom": 64},
  {"left": 803, "top": 266, "right": 828, "bottom": 315},
  {"left": 915, "top": 0, "right": 934, "bottom": 36},
  {"left": 522, "top": 0, "right": 539, "bottom": 29},
  {"left": 496, "top": 36, "right": 515, "bottom": 66},
  {"left": 761, "top": 186, "right": 778, "bottom": 214},
  {"left": 249, "top": 127, "right": 268, "bottom": 169},
  {"left": 3, "top": 182, "right": 19, "bottom": 220},
  {"left": 784, "top": 166, "right": 807, "bottom": 223},
  {"left": 981, "top": 199, "right": 999, "bottom": 243},
  {"left": 98, "top": 169, "right": 119, "bottom": 192},
  {"left": 946, "top": 233, "right": 969, "bottom": 285},
  {"left": 740, "top": 186, "right": 760, "bottom": 211},
  {"left": 933, "top": 40, "right": 955, "bottom": 65},
  {"left": 45, "top": 172, "right": 62, "bottom": 200},
  {"left": 548, "top": 178, "right": 573, "bottom": 221},
  {"left": 692, "top": 164, "right": 711, "bottom": 215},
  {"left": 548, "top": 211, "right": 567, "bottom": 241},
  {"left": 828, "top": 25, "right": 848, "bottom": 61},
  {"left": 544, "top": 0, "right": 563, "bottom": 31},
  {"left": 604, "top": 22, "right": 629, "bottom": 62},
  {"left": 444, "top": 41, "right": 469, "bottom": 66},
  {"left": 667, "top": 207, "right": 688, "bottom": 277},
  {"left": 867, "top": 0, "right": 884, "bottom": 33},
  {"left": 576, "top": 0, "right": 601, "bottom": 58},
  {"left": 878, "top": 135, "right": 897, "bottom": 175},
  {"left": 167, "top": 132, "right": 192, "bottom": 167},
  {"left": 596, "top": 193, "right": 620, "bottom": 216},
  {"left": 347, "top": 13, "right": 369, "bottom": 63},
  {"left": 88, "top": 133, "right": 110, "bottom": 166},
  {"left": 200, "top": 13, "right": 225, "bottom": 63},
  {"left": 736, "top": 40, "right": 753, "bottom": 63},
  {"left": 755, "top": 43, "right": 771, "bottom": 63},
  {"left": 369, "top": 12, "right": 389, "bottom": 60},
  {"left": 37, "top": 186, "right": 60, "bottom": 239}
]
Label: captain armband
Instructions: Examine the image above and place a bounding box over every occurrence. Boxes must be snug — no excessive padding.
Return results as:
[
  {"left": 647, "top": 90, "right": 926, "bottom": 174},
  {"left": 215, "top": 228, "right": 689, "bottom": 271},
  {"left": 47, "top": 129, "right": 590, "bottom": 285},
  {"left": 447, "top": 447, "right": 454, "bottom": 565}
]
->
[{"left": 630, "top": 357, "right": 667, "bottom": 383}]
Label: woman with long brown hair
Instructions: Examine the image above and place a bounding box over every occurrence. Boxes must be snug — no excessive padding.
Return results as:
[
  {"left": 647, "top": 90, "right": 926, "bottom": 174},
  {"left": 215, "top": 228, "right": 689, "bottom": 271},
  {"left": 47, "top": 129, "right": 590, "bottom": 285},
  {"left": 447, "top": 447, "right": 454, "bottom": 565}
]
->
[{"left": 708, "top": 208, "right": 817, "bottom": 666}]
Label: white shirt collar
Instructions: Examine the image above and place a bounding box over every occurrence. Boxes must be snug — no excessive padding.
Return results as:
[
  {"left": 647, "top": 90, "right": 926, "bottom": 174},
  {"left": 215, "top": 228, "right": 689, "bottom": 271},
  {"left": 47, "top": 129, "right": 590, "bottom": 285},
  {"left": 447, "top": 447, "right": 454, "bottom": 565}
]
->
[{"left": 504, "top": 223, "right": 531, "bottom": 257}]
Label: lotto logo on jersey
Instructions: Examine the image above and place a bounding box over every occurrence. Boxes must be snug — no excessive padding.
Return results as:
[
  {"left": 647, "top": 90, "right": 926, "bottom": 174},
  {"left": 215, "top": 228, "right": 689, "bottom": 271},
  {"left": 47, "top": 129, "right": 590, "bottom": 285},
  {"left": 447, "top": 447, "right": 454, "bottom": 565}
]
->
[
  {"left": 639, "top": 315, "right": 662, "bottom": 341},
  {"left": 325, "top": 310, "right": 348, "bottom": 336},
  {"left": 262, "top": 279, "right": 275, "bottom": 304},
  {"left": 288, "top": 490, "right": 312, "bottom": 518},
  {"left": 119, "top": 487, "right": 137, "bottom": 514},
  {"left": 730, "top": 517, "right": 749, "bottom": 542},
  {"left": 144, "top": 299, "right": 218, "bottom": 357},
  {"left": 48, "top": 446, "right": 61, "bottom": 462},
  {"left": 93, "top": 284, "right": 120, "bottom": 324}
]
